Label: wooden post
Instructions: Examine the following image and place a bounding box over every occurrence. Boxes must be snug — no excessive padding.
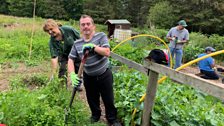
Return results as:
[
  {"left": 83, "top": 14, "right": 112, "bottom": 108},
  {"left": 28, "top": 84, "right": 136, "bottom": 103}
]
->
[{"left": 142, "top": 70, "right": 159, "bottom": 126}]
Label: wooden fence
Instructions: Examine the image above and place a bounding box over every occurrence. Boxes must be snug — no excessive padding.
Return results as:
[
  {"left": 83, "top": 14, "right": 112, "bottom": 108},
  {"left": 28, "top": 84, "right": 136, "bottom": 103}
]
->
[{"left": 110, "top": 52, "right": 224, "bottom": 126}]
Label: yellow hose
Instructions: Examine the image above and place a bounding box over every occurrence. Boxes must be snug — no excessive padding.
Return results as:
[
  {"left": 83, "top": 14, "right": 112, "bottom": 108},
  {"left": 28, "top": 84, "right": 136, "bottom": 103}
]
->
[
  {"left": 111, "top": 35, "right": 224, "bottom": 125},
  {"left": 112, "top": 34, "right": 169, "bottom": 53},
  {"left": 111, "top": 34, "right": 172, "bottom": 125},
  {"left": 132, "top": 50, "right": 224, "bottom": 125}
]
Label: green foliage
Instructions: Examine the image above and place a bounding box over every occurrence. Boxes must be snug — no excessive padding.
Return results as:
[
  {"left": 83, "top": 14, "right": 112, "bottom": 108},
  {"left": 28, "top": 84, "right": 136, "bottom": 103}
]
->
[
  {"left": 148, "top": 1, "right": 177, "bottom": 29},
  {"left": 0, "top": 27, "right": 49, "bottom": 63},
  {"left": 9, "top": 74, "right": 48, "bottom": 90},
  {"left": 152, "top": 79, "right": 224, "bottom": 126},
  {"left": 183, "top": 45, "right": 204, "bottom": 63},
  {"left": 113, "top": 67, "right": 147, "bottom": 125},
  {"left": 1, "top": 0, "right": 224, "bottom": 34},
  {"left": 36, "top": 0, "right": 69, "bottom": 20},
  {"left": 0, "top": 0, "right": 9, "bottom": 14},
  {"left": 183, "top": 32, "right": 224, "bottom": 62},
  {"left": 133, "top": 28, "right": 168, "bottom": 44},
  {"left": 63, "top": 0, "right": 83, "bottom": 20},
  {"left": 6, "top": 0, "right": 33, "bottom": 17},
  {"left": 0, "top": 74, "right": 106, "bottom": 126},
  {"left": 110, "top": 41, "right": 147, "bottom": 64},
  {"left": 83, "top": 0, "right": 114, "bottom": 24},
  {"left": 113, "top": 69, "right": 224, "bottom": 126}
]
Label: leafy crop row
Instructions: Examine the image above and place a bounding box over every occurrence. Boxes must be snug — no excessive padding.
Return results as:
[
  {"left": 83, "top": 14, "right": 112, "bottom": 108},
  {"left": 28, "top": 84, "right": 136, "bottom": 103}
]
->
[
  {"left": 113, "top": 68, "right": 224, "bottom": 126},
  {"left": 0, "top": 74, "right": 105, "bottom": 126}
]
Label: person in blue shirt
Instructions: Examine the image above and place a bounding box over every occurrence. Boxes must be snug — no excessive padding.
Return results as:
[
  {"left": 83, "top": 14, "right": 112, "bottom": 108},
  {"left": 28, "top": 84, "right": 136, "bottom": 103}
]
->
[{"left": 198, "top": 47, "right": 219, "bottom": 80}]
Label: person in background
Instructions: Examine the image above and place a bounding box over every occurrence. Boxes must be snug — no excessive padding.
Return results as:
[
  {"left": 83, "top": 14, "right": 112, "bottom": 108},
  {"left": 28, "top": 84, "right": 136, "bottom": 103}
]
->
[
  {"left": 198, "top": 47, "right": 219, "bottom": 80},
  {"left": 67, "top": 15, "right": 121, "bottom": 126},
  {"left": 166, "top": 20, "right": 189, "bottom": 69},
  {"left": 145, "top": 49, "right": 168, "bottom": 65},
  {"left": 43, "top": 19, "right": 82, "bottom": 90}
]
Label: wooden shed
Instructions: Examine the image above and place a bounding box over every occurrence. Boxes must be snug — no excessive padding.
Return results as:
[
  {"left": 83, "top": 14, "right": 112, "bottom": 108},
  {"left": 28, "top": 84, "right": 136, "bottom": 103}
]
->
[{"left": 105, "top": 19, "right": 131, "bottom": 38}]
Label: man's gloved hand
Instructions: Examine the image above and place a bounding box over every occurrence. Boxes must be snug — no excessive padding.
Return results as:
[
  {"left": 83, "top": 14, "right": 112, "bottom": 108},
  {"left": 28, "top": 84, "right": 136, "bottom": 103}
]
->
[
  {"left": 70, "top": 72, "right": 81, "bottom": 87},
  {"left": 82, "top": 43, "right": 95, "bottom": 53}
]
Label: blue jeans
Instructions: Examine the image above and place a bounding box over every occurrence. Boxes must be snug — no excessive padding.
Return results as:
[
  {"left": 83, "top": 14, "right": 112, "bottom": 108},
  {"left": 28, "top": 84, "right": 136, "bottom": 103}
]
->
[{"left": 168, "top": 47, "right": 183, "bottom": 69}]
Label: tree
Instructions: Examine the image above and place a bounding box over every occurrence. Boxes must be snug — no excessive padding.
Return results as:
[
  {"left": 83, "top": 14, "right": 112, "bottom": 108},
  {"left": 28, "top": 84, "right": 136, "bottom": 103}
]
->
[
  {"left": 148, "top": 1, "right": 176, "bottom": 29},
  {"left": 6, "top": 0, "right": 33, "bottom": 17},
  {"left": 36, "top": 0, "right": 68, "bottom": 20},
  {"left": 83, "top": 0, "right": 114, "bottom": 24},
  {"left": 0, "top": 0, "right": 9, "bottom": 14},
  {"left": 63, "top": 0, "right": 83, "bottom": 20}
]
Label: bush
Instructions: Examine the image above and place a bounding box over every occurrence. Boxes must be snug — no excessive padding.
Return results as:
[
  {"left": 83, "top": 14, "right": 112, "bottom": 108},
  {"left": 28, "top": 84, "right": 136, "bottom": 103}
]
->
[{"left": 184, "top": 32, "right": 224, "bottom": 62}]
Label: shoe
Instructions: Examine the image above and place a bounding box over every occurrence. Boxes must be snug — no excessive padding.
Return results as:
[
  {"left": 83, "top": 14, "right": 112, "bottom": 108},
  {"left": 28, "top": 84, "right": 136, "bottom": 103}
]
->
[
  {"left": 90, "top": 117, "right": 99, "bottom": 123},
  {"left": 110, "top": 121, "right": 122, "bottom": 126}
]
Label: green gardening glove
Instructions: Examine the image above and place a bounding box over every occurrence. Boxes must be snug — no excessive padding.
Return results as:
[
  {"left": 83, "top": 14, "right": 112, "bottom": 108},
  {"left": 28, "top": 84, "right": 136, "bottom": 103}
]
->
[
  {"left": 70, "top": 72, "right": 80, "bottom": 87},
  {"left": 82, "top": 43, "right": 95, "bottom": 53}
]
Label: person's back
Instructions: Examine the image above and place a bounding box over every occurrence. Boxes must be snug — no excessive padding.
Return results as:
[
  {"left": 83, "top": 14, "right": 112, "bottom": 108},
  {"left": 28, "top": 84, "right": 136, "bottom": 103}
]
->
[
  {"left": 146, "top": 49, "right": 168, "bottom": 65},
  {"left": 197, "top": 47, "right": 219, "bottom": 80},
  {"left": 198, "top": 53, "right": 214, "bottom": 71}
]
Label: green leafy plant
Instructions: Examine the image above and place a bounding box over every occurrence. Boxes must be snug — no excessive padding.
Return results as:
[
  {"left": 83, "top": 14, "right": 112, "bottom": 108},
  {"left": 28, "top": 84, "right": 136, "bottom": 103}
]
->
[
  {"left": 1, "top": 74, "right": 106, "bottom": 126},
  {"left": 112, "top": 67, "right": 224, "bottom": 126}
]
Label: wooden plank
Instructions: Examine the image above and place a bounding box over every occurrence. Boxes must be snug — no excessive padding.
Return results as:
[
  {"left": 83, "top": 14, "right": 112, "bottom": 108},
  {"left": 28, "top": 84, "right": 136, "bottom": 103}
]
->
[
  {"left": 144, "top": 60, "right": 224, "bottom": 100},
  {"left": 142, "top": 70, "right": 159, "bottom": 126},
  {"left": 110, "top": 52, "right": 148, "bottom": 75}
]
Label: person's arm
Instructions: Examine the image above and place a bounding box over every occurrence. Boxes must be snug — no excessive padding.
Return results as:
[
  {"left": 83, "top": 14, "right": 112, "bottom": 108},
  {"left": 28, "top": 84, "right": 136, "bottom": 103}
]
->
[
  {"left": 176, "top": 40, "right": 188, "bottom": 44},
  {"left": 210, "top": 58, "right": 215, "bottom": 68},
  {"left": 68, "top": 43, "right": 80, "bottom": 86},
  {"left": 166, "top": 28, "right": 173, "bottom": 41},
  {"left": 49, "top": 39, "right": 59, "bottom": 79},
  {"left": 67, "top": 58, "right": 75, "bottom": 85},
  {"left": 177, "top": 29, "right": 189, "bottom": 44},
  {"left": 93, "top": 45, "right": 110, "bottom": 57},
  {"left": 68, "top": 58, "right": 75, "bottom": 74},
  {"left": 68, "top": 58, "right": 80, "bottom": 87},
  {"left": 93, "top": 33, "right": 110, "bottom": 57},
  {"left": 51, "top": 57, "right": 58, "bottom": 75},
  {"left": 83, "top": 33, "right": 110, "bottom": 57}
]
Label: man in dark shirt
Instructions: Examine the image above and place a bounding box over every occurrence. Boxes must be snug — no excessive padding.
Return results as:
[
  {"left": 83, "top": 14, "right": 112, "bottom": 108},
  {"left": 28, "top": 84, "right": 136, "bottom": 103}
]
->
[{"left": 43, "top": 19, "right": 81, "bottom": 90}]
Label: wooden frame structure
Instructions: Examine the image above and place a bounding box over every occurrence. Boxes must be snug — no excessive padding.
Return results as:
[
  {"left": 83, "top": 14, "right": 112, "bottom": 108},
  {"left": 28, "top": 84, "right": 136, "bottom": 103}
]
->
[{"left": 110, "top": 52, "right": 224, "bottom": 126}]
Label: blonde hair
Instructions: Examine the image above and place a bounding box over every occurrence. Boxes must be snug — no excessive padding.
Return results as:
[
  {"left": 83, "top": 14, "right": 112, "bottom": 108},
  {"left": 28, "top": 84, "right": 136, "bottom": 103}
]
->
[{"left": 43, "top": 19, "right": 62, "bottom": 32}]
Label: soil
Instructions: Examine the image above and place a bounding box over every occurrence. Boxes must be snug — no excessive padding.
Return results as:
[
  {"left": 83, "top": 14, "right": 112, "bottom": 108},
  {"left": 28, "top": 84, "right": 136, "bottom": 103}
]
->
[
  {"left": 0, "top": 61, "right": 108, "bottom": 124},
  {"left": 179, "top": 65, "right": 224, "bottom": 85},
  {"left": 0, "top": 61, "right": 223, "bottom": 125},
  {"left": 0, "top": 62, "right": 49, "bottom": 91}
]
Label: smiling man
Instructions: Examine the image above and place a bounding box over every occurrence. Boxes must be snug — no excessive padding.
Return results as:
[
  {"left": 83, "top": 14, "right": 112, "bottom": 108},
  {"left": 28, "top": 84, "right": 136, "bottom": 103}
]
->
[
  {"left": 43, "top": 19, "right": 81, "bottom": 90},
  {"left": 68, "top": 15, "right": 121, "bottom": 126}
]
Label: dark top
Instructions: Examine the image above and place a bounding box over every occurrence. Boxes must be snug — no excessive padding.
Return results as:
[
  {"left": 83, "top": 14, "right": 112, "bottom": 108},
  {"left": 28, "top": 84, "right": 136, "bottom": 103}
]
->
[{"left": 49, "top": 25, "right": 80, "bottom": 58}]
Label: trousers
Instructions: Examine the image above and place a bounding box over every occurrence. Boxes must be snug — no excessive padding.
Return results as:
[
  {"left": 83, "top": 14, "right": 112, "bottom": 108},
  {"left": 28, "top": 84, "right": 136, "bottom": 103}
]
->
[
  {"left": 83, "top": 68, "right": 117, "bottom": 123},
  {"left": 168, "top": 47, "right": 183, "bottom": 69}
]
